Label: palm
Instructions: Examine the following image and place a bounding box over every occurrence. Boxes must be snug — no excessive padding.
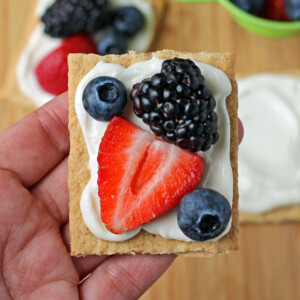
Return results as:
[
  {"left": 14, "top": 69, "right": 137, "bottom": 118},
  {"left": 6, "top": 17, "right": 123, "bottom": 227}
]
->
[
  {"left": 1, "top": 179, "right": 78, "bottom": 299},
  {"left": 0, "top": 93, "right": 174, "bottom": 300}
]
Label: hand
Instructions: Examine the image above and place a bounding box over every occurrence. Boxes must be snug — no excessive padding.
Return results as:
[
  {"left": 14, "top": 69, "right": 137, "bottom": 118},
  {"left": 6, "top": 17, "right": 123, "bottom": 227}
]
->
[{"left": 0, "top": 93, "right": 175, "bottom": 300}]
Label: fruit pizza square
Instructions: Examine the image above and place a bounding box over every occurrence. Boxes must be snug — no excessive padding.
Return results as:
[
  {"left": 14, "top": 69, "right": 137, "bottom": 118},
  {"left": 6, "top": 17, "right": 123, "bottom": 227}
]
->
[
  {"left": 68, "top": 50, "right": 239, "bottom": 256},
  {"left": 3, "top": 0, "right": 167, "bottom": 109},
  {"left": 238, "top": 73, "right": 300, "bottom": 224}
]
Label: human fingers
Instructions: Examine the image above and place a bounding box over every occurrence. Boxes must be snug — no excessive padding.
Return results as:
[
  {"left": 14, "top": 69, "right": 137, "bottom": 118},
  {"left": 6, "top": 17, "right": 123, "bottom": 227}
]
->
[
  {"left": 0, "top": 92, "right": 69, "bottom": 187},
  {"left": 31, "top": 157, "right": 69, "bottom": 225},
  {"left": 79, "top": 254, "right": 175, "bottom": 300},
  {"left": 61, "top": 223, "right": 109, "bottom": 279}
]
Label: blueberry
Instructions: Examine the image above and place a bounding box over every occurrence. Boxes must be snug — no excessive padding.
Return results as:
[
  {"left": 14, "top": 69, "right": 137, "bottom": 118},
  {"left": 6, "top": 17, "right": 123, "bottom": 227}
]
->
[
  {"left": 231, "top": 0, "right": 265, "bottom": 15},
  {"left": 83, "top": 76, "right": 127, "bottom": 121},
  {"left": 177, "top": 189, "right": 231, "bottom": 241},
  {"left": 285, "top": 0, "right": 300, "bottom": 20},
  {"left": 113, "top": 6, "right": 145, "bottom": 36},
  {"left": 97, "top": 31, "right": 127, "bottom": 55}
]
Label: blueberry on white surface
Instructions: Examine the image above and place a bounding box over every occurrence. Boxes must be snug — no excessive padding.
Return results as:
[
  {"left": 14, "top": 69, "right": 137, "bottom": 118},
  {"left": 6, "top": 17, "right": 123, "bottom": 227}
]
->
[
  {"left": 231, "top": 0, "right": 266, "bottom": 14},
  {"left": 83, "top": 76, "right": 127, "bottom": 121},
  {"left": 177, "top": 188, "right": 231, "bottom": 241},
  {"left": 97, "top": 31, "right": 128, "bottom": 55},
  {"left": 285, "top": 0, "right": 300, "bottom": 20},
  {"left": 113, "top": 6, "right": 145, "bottom": 36}
]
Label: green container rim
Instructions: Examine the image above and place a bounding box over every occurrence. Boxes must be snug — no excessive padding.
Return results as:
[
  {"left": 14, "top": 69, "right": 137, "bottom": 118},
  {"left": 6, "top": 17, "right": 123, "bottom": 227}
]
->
[{"left": 174, "top": 0, "right": 300, "bottom": 30}]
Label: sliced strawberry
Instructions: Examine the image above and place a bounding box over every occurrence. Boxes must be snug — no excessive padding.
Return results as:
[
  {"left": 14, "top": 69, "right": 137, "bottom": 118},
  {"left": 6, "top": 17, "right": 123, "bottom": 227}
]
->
[
  {"left": 35, "top": 34, "right": 96, "bottom": 95},
  {"left": 260, "top": 0, "right": 290, "bottom": 21},
  {"left": 98, "top": 116, "right": 204, "bottom": 234}
]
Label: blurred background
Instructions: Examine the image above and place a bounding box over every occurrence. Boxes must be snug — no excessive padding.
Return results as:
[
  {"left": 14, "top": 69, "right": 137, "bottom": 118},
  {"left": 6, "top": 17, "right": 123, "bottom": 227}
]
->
[{"left": 1, "top": 0, "right": 300, "bottom": 299}]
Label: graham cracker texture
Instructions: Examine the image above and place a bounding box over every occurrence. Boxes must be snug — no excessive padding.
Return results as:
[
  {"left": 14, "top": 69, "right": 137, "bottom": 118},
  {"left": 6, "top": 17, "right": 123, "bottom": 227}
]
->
[
  {"left": 2, "top": 0, "right": 168, "bottom": 109},
  {"left": 68, "top": 50, "right": 239, "bottom": 256}
]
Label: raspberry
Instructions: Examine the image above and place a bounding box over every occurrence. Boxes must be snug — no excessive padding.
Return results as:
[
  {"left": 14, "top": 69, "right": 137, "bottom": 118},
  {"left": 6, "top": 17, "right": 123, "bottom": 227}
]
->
[{"left": 35, "top": 35, "right": 97, "bottom": 95}]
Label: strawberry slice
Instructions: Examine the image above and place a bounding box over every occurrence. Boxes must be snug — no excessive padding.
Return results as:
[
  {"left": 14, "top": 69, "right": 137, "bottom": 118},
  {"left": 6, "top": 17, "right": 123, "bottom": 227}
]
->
[
  {"left": 98, "top": 116, "right": 204, "bottom": 234},
  {"left": 35, "top": 34, "right": 96, "bottom": 95}
]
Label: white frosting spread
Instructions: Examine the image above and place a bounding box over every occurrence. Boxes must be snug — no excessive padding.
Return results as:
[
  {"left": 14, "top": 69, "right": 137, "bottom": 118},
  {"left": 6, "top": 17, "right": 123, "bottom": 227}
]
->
[
  {"left": 16, "top": 0, "right": 155, "bottom": 106},
  {"left": 35, "top": 0, "right": 55, "bottom": 15},
  {"left": 238, "top": 74, "right": 300, "bottom": 213},
  {"left": 75, "top": 55, "right": 233, "bottom": 242}
]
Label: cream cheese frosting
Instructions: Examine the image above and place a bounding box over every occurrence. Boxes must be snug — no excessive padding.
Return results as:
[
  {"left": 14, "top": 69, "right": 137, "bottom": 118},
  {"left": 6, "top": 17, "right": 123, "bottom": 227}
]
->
[
  {"left": 238, "top": 74, "right": 300, "bottom": 213},
  {"left": 16, "top": 0, "right": 155, "bottom": 106},
  {"left": 75, "top": 55, "right": 233, "bottom": 242}
]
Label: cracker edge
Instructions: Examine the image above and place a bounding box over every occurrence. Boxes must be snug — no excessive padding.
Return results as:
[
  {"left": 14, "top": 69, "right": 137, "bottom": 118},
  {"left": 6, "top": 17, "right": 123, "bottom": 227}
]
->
[{"left": 68, "top": 50, "right": 239, "bottom": 256}]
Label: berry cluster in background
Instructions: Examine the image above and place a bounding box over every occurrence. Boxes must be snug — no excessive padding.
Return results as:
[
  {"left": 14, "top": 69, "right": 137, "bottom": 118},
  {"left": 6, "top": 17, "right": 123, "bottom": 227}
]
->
[
  {"left": 35, "top": 0, "right": 146, "bottom": 96},
  {"left": 36, "top": 35, "right": 97, "bottom": 95},
  {"left": 42, "top": 0, "right": 145, "bottom": 55},
  {"left": 231, "top": 0, "right": 300, "bottom": 21}
]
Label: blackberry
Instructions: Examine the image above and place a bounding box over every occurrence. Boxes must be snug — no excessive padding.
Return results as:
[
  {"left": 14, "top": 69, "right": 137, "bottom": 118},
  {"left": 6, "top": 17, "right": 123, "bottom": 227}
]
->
[
  {"left": 42, "top": 0, "right": 111, "bottom": 38},
  {"left": 130, "top": 58, "right": 219, "bottom": 152}
]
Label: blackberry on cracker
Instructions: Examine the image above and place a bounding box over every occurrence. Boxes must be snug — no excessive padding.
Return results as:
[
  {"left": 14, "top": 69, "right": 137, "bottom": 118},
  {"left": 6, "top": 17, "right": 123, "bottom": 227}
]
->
[
  {"left": 130, "top": 58, "right": 219, "bottom": 152},
  {"left": 42, "top": 0, "right": 112, "bottom": 38}
]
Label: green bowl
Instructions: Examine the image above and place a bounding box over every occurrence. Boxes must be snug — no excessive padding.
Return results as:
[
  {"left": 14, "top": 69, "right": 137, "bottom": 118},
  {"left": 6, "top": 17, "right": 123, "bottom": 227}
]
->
[{"left": 174, "top": 0, "right": 300, "bottom": 37}]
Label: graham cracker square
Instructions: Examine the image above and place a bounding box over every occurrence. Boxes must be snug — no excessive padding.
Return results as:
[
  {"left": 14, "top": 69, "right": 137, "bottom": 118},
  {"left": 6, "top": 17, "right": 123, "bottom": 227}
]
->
[{"left": 68, "top": 50, "right": 239, "bottom": 256}]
